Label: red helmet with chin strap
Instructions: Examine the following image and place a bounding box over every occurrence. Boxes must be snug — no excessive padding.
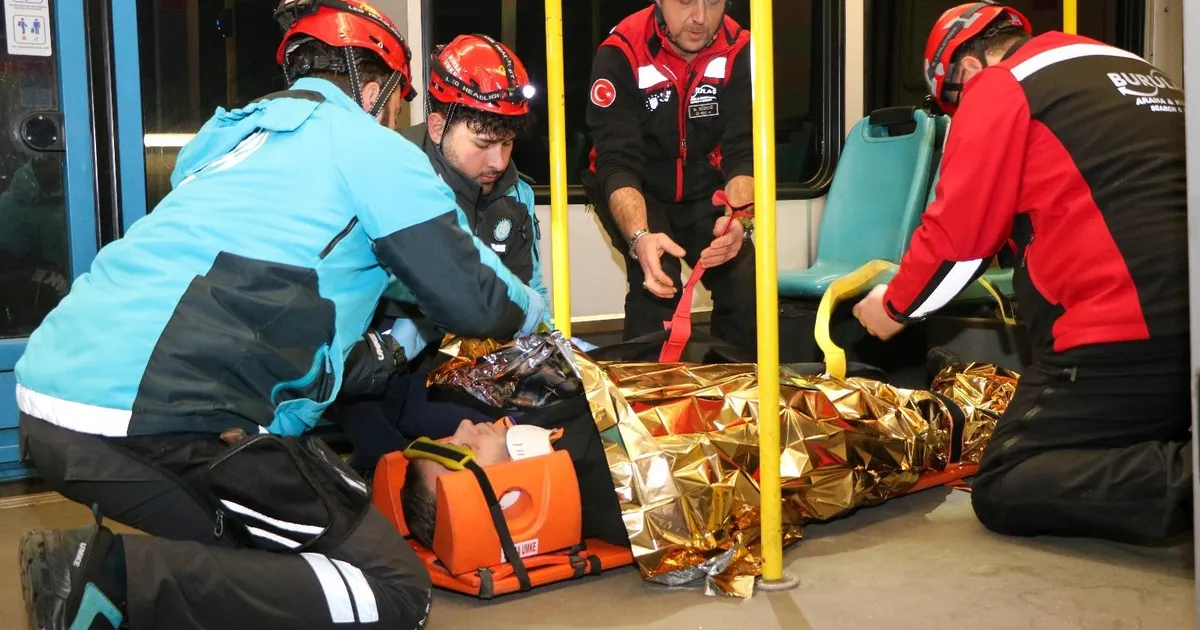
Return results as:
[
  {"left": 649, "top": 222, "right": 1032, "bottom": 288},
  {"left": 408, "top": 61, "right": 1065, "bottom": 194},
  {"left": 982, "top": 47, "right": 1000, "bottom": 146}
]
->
[
  {"left": 428, "top": 34, "right": 534, "bottom": 117},
  {"left": 923, "top": 1, "right": 1031, "bottom": 115},
  {"left": 274, "top": 0, "right": 417, "bottom": 114}
]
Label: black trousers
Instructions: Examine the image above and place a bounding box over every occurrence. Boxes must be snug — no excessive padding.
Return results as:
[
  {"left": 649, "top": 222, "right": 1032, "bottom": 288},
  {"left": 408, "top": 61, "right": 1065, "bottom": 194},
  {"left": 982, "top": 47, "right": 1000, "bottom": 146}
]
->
[
  {"left": 585, "top": 181, "right": 758, "bottom": 355},
  {"left": 20, "top": 414, "right": 432, "bottom": 630},
  {"left": 970, "top": 350, "right": 1193, "bottom": 544}
]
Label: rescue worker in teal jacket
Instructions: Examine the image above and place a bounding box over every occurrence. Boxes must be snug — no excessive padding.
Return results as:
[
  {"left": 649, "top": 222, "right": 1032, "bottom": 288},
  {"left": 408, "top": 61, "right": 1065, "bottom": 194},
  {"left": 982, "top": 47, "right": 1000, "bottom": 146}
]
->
[{"left": 16, "top": 3, "right": 541, "bottom": 629}]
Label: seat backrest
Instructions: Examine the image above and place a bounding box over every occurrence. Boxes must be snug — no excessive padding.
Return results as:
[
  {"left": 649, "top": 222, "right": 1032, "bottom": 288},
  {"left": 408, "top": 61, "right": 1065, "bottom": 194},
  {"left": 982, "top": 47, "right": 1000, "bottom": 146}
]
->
[
  {"left": 813, "top": 107, "right": 940, "bottom": 265},
  {"left": 924, "top": 115, "right": 952, "bottom": 208}
]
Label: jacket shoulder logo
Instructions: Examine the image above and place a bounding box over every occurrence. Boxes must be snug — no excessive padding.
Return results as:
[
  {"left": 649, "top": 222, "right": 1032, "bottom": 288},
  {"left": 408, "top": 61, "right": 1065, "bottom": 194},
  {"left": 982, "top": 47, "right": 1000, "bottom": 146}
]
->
[
  {"left": 1107, "top": 69, "right": 1185, "bottom": 113},
  {"left": 493, "top": 217, "right": 513, "bottom": 242},
  {"left": 591, "top": 79, "right": 616, "bottom": 108}
]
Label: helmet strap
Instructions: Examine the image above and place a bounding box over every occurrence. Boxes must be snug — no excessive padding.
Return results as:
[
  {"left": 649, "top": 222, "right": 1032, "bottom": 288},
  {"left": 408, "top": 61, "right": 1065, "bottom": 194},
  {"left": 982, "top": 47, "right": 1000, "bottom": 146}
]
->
[
  {"left": 344, "top": 46, "right": 363, "bottom": 107},
  {"left": 370, "top": 71, "right": 404, "bottom": 119},
  {"left": 435, "top": 102, "right": 459, "bottom": 155}
]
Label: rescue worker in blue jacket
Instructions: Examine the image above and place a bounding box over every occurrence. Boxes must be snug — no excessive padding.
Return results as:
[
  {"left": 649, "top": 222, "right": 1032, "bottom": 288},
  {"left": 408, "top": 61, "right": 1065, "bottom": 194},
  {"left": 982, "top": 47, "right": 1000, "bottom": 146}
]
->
[
  {"left": 15, "top": 2, "right": 545, "bottom": 629},
  {"left": 335, "top": 34, "right": 552, "bottom": 471}
]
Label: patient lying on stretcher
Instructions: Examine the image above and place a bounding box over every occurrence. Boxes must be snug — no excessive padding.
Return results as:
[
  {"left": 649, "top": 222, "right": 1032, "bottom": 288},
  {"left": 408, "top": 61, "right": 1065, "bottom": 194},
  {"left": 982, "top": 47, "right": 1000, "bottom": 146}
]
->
[
  {"left": 401, "top": 403, "right": 630, "bottom": 551},
  {"left": 392, "top": 333, "right": 1020, "bottom": 595}
]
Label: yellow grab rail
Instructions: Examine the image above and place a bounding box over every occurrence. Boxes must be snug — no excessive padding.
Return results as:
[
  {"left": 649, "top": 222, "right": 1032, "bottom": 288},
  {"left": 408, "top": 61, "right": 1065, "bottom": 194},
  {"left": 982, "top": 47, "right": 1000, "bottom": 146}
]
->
[
  {"left": 545, "top": 0, "right": 572, "bottom": 337},
  {"left": 815, "top": 260, "right": 1017, "bottom": 380},
  {"left": 1063, "top": 0, "right": 1077, "bottom": 34},
  {"left": 749, "top": 0, "right": 790, "bottom": 588}
]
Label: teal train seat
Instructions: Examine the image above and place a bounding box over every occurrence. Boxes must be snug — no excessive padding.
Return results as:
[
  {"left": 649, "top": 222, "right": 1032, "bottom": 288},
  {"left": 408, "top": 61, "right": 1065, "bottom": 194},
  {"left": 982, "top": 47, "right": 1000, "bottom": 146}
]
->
[{"left": 778, "top": 106, "right": 943, "bottom": 299}]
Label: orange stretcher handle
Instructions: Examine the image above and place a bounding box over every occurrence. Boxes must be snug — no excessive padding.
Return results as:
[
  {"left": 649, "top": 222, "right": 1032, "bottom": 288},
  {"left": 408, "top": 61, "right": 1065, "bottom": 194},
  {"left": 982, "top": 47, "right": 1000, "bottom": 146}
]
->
[{"left": 658, "top": 190, "right": 754, "bottom": 363}]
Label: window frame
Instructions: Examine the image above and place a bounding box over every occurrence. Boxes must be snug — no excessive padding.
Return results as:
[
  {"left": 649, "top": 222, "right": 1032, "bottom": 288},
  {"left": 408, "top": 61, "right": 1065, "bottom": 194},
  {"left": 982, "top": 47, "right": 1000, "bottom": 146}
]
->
[{"left": 418, "top": 0, "right": 844, "bottom": 205}]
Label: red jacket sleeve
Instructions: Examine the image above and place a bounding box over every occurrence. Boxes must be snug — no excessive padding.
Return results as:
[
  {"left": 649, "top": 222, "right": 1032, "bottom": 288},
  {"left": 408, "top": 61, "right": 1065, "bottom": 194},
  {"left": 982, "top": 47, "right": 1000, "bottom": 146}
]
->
[{"left": 883, "top": 68, "right": 1031, "bottom": 322}]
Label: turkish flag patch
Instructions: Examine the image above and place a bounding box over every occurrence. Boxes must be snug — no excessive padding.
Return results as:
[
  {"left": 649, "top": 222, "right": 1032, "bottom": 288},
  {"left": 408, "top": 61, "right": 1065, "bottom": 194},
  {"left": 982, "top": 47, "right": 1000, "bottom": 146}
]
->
[{"left": 590, "top": 78, "right": 616, "bottom": 108}]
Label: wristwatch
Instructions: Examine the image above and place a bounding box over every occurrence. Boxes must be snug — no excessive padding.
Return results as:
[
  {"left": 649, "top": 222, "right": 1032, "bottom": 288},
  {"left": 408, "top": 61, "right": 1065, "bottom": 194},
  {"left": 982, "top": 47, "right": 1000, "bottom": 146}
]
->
[
  {"left": 629, "top": 229, "right": 650, "bottom": 260},
  {"left": 737, "top": 216, "right": 754, "bottom": 241}
]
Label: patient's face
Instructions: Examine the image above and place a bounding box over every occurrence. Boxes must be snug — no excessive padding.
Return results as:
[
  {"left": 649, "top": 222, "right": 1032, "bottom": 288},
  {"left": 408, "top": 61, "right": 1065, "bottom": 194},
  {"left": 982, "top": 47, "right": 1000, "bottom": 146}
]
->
[{"left": 413, "top": 419, "right": 512, "bottom": 493}]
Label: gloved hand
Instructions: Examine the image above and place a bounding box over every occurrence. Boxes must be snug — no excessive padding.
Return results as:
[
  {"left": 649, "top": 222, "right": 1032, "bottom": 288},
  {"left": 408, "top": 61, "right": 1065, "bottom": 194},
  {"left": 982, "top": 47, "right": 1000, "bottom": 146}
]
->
[{"left": 385, "top": 317, "right": 443, "bottom": 361}]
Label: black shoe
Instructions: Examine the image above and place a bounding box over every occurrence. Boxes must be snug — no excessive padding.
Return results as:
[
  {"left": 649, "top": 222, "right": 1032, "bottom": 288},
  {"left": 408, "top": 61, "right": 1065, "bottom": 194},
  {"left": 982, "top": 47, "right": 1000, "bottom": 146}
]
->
[
  {"left": 927, "top": 346, "right": 965, "bottom": 381},
  {"left": 20, "top": 516, "right": 125, "bottom": 630}
]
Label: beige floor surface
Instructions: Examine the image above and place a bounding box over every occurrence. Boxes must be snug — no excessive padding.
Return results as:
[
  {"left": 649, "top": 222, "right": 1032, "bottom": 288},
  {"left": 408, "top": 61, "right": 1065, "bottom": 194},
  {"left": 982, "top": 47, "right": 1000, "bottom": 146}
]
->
[{"left": 0, "top": 489, "right": 1194, "bottom": 629}]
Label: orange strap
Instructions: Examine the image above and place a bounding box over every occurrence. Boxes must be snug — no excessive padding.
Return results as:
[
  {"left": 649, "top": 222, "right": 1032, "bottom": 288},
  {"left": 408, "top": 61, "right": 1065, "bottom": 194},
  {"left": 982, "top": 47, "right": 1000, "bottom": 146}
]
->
[{"left": 658, "top": 190, "right": 753, "bottom": 363}]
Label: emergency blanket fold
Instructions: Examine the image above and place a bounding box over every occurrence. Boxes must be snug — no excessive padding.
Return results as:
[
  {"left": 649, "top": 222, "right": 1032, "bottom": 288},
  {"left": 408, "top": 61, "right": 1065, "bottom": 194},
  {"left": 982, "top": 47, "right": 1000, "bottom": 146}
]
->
[{"left": 428, "top": 333, "right": 1019, "bottom": 597}]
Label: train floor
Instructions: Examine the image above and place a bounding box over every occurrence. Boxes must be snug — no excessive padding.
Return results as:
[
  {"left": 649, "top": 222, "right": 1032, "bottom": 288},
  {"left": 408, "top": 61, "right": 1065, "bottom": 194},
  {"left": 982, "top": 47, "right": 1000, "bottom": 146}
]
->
[{"left": 0, "top": 486, "right": 1193, "bottom": 629}]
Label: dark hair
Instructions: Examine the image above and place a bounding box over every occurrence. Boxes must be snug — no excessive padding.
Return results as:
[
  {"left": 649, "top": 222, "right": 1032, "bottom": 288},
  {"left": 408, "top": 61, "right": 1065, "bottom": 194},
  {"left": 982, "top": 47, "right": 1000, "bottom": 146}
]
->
[
  {"left": 429, "top": 99, "right": 536, "bottom": 143},
  {"left": 953, "top": 19, "right": 1027, "bottom": 67},
  {"left": 400, "top": 459, "right": 438, "bottom": 549},
  {"left": 285, "top": 39, "right": 392, "bottom": 96}
]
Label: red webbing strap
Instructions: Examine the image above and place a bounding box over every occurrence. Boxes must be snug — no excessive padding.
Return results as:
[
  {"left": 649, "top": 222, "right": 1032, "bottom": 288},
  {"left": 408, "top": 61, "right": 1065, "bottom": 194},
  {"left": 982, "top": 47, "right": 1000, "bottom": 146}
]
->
[{"left": 658, "top": 191, "right": 753, "bottom": 363}]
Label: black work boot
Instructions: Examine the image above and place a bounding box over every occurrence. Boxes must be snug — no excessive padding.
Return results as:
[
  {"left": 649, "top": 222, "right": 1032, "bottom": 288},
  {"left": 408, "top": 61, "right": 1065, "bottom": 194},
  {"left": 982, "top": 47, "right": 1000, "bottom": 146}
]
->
[
  {"left": 926, "top": 346, "right": 965, "bottom": 383},
  {"left": 20, "top": 509, "right": 127, "bottom": 630}
]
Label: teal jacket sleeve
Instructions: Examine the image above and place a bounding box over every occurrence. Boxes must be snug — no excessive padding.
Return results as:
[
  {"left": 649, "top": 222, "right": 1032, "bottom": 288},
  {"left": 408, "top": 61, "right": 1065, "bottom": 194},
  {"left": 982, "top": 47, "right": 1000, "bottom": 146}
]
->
[{"left": 344, "top": 130, "right": 547, "bottom": 339}]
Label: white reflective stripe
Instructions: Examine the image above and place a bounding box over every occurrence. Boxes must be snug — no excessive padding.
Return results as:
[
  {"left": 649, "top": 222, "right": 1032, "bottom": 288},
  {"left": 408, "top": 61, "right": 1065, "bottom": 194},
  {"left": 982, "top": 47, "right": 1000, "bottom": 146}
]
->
[
  {"left": 703, "top": 56, "right": 727, "bottom": 79},
  {"left": 910, "top": 259, "right": 987, "bottom": 319},
  {"left": 15, "top": 385, "right": 132, "bottom": 437},
  {"left": 332, "top": 559, "right": 379, "bottom": 624},
  {"left": 246, "top": 526, "right": 301, "bottom": 549},
  {"left": 301, "top": 553, "right": 356, "bottom": 624},
  {"left": 1010, "top": 43, "right": 1143, "bottom": 81},
  {"left": 637, "top": 64, "right": 670, "bottom": 89},
  {"left": 220, "top": 500, "right": 325, "bottom": 535}
]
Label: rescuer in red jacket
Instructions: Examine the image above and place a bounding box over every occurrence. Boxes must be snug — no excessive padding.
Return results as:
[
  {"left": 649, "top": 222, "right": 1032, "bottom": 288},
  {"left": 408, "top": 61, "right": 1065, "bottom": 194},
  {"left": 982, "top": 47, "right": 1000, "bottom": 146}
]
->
[
  {"left": 582, "top": 0, "right": 757, "bottom": 354},
  {"left": 853, "top": 2, "right": 1191, "bottom": 544}
]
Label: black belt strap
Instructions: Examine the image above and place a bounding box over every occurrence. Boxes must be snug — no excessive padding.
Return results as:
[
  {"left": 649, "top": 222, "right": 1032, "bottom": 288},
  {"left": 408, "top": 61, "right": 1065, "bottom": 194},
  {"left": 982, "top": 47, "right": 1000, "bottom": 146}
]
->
[
  {"left": 463, "top": 460, "right": 532, "bottom": 592},
  {"left": 932, "top": 391, "right": 967, "bottom": 464}
]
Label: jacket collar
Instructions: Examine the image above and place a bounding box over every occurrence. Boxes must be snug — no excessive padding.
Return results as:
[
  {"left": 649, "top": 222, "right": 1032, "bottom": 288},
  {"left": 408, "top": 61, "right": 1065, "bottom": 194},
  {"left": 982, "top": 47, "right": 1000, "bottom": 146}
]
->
[{"left": 289, "top": 77, "right": 366, "bottom": 115}]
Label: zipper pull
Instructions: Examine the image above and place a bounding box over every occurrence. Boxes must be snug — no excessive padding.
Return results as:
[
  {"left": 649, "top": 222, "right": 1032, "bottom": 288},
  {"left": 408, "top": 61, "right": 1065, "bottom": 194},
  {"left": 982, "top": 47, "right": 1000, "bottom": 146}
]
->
[{"left": 214, "top": 508, "right": 225, "bottom": 540}]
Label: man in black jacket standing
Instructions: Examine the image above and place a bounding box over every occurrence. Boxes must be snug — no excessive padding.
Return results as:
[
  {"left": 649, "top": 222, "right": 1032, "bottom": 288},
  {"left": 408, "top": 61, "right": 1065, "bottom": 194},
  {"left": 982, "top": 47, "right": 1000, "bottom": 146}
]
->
[{"left": 583, "top": 0, "right": 757, "bottom": 353}]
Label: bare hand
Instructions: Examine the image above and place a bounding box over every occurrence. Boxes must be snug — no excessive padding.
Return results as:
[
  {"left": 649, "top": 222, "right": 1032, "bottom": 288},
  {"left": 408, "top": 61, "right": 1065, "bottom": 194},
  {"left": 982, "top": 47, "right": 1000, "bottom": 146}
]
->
[
  {"left": 634, "top": 233, "right": 686, "bottom": 299},
  {"left": 698, "top": 215, "right": 745, "bottom": 268},
  {"left": 852, "top": 285, "right": 906, "bottom": 340}
]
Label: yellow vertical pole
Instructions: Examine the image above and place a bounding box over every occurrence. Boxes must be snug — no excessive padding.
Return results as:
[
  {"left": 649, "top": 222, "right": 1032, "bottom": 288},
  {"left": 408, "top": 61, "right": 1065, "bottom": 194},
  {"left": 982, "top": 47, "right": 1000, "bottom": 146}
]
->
[
  {"left": 545, "top": 0, "right": 572, "bottom": 337},
  {"left": 1063, "top": 0, "right": 1076, "bottom": 34},
  {"left": 748, "top": 0, "right": 793, "bottom": 591}
]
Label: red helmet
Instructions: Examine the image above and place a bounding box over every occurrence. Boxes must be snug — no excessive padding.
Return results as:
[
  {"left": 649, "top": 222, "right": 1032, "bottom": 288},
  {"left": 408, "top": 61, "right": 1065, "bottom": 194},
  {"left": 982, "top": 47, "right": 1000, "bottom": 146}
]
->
[
  {"left": 923, "top": 2, "right": 1031, "bottom": 114},
  {"left": 428, "top": 34, "right": 534, "bottom": 117},
  {"left": 275, "top": 0, "right": 416, "bottom": 103}
]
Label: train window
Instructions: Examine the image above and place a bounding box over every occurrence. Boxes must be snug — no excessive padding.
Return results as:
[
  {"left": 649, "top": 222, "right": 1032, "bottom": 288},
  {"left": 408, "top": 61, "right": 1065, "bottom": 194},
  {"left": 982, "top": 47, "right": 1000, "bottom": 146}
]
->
[
  {"left": 0, "top": 18, "right": 71, "bottom": 338},
  {"left": 136, "top": 0, "right": 426, "bottom": 210},
  {"left": 426, "top": 0, "right": 840, "bottom": 201},
  {"left": 865, "top": 0, "right": 1147, "bottom": 113},
  {"left": 137, "top": 0, "right": 292, "bottom": 210}
]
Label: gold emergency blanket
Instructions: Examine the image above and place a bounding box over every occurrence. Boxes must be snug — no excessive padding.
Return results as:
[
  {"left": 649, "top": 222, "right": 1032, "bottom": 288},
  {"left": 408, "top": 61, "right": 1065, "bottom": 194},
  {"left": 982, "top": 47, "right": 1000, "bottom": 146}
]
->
[{"left": 430, "top": 334, "right": 1019, "bottom": 597}]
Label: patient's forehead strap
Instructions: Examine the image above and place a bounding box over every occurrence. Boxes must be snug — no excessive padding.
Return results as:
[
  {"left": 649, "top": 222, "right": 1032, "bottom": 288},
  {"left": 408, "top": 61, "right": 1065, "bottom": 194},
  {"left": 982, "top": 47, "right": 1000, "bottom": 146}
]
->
[
  {"left": 402, "top": 437, "right": 534, "bottom": 591},
  {"left": 403, "top": 437, "right": 475, "bottom": 471}
]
